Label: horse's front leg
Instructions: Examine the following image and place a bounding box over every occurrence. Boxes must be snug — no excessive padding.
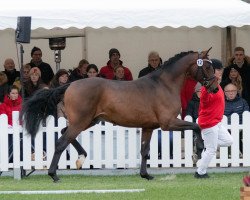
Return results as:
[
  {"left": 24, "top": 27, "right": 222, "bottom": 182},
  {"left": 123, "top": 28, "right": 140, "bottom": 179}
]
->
[
  {"left": 164, "top": 118, "right": 199, "bottom": 131},
  {"left": 163, "top": 118, "right": 204, "bottom": 157},
  {"left": 48, "top": 127, "right": 71, "bottom": 182},
  {"left": 140, "top": 128, "right": 154, "bottom": 180}
]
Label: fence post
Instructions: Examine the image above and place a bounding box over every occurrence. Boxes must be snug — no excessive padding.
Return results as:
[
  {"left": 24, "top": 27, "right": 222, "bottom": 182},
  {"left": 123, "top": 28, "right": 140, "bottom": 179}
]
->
[
  {"left": 12, "top": 111, "right": 21, "bottom": 180},
  {"left": 243, "top": 112, "right": 250, "bottom": 166},
  {"left": 0, "top": 114, "right": 9, "bottom": 172},
  {"left": 104, "top": 122, "right": 114, "bottom": 168}
]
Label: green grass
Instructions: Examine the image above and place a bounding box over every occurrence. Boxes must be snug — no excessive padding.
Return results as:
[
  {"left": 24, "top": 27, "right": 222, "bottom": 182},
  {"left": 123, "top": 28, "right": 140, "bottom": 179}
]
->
[{"left": 0, "top": 172, "right": 247, "bottom": 200}]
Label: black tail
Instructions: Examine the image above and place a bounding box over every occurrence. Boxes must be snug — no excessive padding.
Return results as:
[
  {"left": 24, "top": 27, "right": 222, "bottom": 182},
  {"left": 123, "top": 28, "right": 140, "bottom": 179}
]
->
[{"left": 21, "top": 83, "right": 70, "bottom": 137}]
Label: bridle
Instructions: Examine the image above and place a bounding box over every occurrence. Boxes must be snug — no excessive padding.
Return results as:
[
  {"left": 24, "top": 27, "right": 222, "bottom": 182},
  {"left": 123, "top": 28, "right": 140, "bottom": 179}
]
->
[{"left": 194, "top": 53, "right": 216, "bottom": 88}]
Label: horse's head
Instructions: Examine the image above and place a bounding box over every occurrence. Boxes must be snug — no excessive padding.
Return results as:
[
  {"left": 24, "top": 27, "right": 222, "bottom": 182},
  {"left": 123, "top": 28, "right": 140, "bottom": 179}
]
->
[{"left": 191, "top": 48, "right": 219, "bottom": 93}]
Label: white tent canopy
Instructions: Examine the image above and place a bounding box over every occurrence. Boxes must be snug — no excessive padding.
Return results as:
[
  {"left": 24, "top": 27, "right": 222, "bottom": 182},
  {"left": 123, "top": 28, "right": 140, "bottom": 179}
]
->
[
  {"left": 1, "top": 0, "right": 250, "bottom": 29},
  {"left": 1, "top": 0, "right": 250, "bottom": 77}
]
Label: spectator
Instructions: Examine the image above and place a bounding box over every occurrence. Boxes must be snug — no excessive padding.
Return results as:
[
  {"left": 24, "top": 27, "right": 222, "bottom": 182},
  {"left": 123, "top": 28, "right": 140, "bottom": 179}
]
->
[
  {"left": 113, "top": 65, "right": 126, "bottom": 80},
  {"left": 22, "top": 67, "right": 48, "bottom": 99},
  {"left": 21, "top": 63, "right": 32, "bottom": 83},
  {"left": 50, "top": 69, "right": 69, "bottom": 88},
  {"left": 69, "top": 59, "right": 89, "bottom": 82},
  {"left": 224, "top": 82, "right": 249, "bottom": 154},
  {"left": 10, "top": 64, "right": 32, "bottom": 98},
  {"left": 186, "top": 83, "right": 204, "bottom": 161},
  {"left": 0, "top": 72, "right": 9, "bottom": 103},
  {"left": 138, "top": 51, "right": 162, "bottom": 78},
  {"left": 29, "top": 46, "right": 54, "bottom": 86},
  {"left": 224, "top": 83, "right": 249, "bottom": 124},
  {"left": 86, "top": 64, "right": 99, "bottom": 78},
  {"left": 50, "top": 69, "right": 69, "bottom": 121},
  {"left": 100, "top": 48, "right": 133, "bottom": 80},
  {"left": 186, "top": 83, "right": 201, "bottom": 120},
  {"left": 180, "top": 73, "right": 197, "bottom": 119},
  {"left": 221, "top": 64, "right": 243, "bottom": 96},
  {"left": 0, "top": 85, "right": 22, "bottom": 162},
  {"left": 2, "top": 58, "right": 20, "bottom": 86},
  {"left": 50, "top": 69, "right": 70, "bottom": 120},
  {"left": 0, "top": 85, "right": 22, "bottom": 126},
  {"left": 222, "top": 47, "right": 250, "bottom": 106}
]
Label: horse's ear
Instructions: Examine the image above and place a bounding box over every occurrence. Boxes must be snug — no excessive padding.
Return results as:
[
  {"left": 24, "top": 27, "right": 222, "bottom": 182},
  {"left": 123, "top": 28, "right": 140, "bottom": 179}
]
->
[
  {"left": 202, "top": 47, "right": 212, "bottom": 58},
  {"left": 206, "top": 47, "right": 212, "bottom": 55}
]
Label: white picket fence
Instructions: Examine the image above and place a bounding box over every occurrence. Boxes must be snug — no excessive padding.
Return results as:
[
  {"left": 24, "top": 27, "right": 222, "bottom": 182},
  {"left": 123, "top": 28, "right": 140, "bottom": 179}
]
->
[{"left": 1, "top": 111, "right": 250, "bottom": 178}]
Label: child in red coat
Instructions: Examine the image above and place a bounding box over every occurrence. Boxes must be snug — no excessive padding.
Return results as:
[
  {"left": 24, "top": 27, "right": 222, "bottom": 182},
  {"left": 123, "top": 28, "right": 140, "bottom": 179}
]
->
[
  {"left": 0, "top": 85, "right": 22, "bottom": 126},
  {"left": 0, "top": 85, "right": 22, "bottom": 162}
]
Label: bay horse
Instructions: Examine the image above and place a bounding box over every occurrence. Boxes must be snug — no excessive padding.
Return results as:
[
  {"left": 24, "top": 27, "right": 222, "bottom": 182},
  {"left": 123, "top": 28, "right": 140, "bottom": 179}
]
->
[{"left": 21, "top": 49, "right": 218, "bottom": 182}]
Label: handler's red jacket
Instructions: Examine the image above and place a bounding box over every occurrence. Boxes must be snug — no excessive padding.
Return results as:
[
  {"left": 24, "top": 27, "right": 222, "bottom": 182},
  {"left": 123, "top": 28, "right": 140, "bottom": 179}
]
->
[{"left": 198, "top": 85, "right": 224, "bottom": 129}]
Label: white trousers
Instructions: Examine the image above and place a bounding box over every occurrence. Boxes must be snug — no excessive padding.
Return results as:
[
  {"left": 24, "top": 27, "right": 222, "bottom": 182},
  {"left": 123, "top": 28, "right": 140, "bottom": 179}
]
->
[{"left": 197, "top": 122, "right": 233, "bottom": 175}]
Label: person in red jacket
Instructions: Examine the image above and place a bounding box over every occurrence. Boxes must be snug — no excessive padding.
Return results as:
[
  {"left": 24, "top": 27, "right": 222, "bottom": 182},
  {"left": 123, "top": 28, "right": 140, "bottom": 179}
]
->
[
  {"left": 180, "top": 74, "right": 197, "bottom": 119},
  {"left": 194, "top": 84, "right": 233, "bottom": 178},
  {"left": 0, "top": 85, "right": 22, "bottom": 163},
  {"left": 99, "top": 48, "right": 133, "bottom": 80},
  {"left": 0, "top": 85, "right": 22, "bottom": 126}
]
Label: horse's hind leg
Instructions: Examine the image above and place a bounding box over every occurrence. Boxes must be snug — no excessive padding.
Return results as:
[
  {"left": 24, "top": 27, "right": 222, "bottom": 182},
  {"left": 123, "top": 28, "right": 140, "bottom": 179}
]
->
[
  {"left": 48, "top": 126, "right": 78, "bottom": 182},
  {"left": 140, "top": 128, "right": 154, "bottom": 180},
  {"left": 61, "top": 127, "right": 87, "bottom": 169},
  {"left": 48, "top": 133, "right": 69, "bottom": 182},
  {"left": 72, "top": 138, "right": 87, "bottom": 169}
]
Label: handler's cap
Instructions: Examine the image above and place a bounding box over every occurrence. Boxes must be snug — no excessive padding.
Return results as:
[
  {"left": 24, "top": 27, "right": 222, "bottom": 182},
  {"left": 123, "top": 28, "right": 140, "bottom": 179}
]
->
[{"left": 211, "top": 58, "right": 223, "bottom": 70}]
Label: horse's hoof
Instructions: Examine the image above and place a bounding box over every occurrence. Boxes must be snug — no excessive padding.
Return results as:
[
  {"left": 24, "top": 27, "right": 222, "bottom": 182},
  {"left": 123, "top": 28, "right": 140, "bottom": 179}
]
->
[
  {"left": 140, "top": 173, "right": 154, "bottom": 180},
  {"left": 48, "top": 173, "right": 60, "bottom": 183},
  {"left": 76, "top": 154, "right": 86, "bottom": 169}
]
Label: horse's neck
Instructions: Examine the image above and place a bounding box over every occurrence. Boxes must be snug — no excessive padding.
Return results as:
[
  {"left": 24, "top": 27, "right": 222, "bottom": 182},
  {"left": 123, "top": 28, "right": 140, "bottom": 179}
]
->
[
  {"left": 160, "top": 54, "right": 196, "bottom": 91},
  {"left": 159, "top": 71, "right": 185, "bottom": 92},
  {"left": 173, "top": 54, "right": 196, "bottom": 77}
]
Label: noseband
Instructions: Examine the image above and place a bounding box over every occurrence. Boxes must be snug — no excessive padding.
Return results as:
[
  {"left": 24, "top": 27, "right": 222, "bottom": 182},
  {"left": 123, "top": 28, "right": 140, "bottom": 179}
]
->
[{"left": 195, "top": 58, "right": 216, "bottom": 88}]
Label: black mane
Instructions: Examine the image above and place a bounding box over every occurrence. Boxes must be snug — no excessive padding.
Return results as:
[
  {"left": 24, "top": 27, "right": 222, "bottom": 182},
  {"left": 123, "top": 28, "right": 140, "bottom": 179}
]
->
[
  {"left": 163, "top": 51, "right": 194, "bottom": 68},
  {"left": 148, "top": 51, "right": 195, "bottom": 81}
]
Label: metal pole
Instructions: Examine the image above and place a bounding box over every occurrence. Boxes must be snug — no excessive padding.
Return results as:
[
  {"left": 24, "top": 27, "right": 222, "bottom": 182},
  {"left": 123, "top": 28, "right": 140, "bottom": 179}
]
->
[
  {"left": 18, "top": 43, "right": 25, "bottom": 99},
  {"left": 56, "top": 62, "right": 60, "bottom": 72},
  {"left": 54, "top": 50, "right": 61, "bottom": 72},
  {"left": 20, "top": 43, "right": 24, "bottom": 67}
]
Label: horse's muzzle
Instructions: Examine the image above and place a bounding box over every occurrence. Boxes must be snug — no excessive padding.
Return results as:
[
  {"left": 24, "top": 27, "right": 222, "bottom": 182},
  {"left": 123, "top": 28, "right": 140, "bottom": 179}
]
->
[{"left": 204, "top": 76, "right": 219, "bottom": 93}]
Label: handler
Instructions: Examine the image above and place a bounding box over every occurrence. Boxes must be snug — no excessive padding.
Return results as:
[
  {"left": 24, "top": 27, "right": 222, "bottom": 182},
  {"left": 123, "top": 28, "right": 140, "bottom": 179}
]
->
[{"left": 194, "top": 63, "right": 233, "bottom": 178}]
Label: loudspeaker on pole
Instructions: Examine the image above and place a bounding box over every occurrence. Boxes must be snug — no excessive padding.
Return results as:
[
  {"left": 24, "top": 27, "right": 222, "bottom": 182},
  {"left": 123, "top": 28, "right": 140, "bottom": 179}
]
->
[{"left": 16, "top": 16, "right": 31, "bottom": 43}]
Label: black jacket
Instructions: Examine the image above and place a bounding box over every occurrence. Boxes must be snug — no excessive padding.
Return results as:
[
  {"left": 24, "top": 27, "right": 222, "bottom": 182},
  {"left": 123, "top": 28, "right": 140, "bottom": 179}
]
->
[
  {"left": 3, "top": 69, "right": 20, "bottom": 86},
  {"left": 138, "top": 65, "right": 158, "bottom": 78},
  {"left": 222, "top": 61, "right": 250, "bottom": 106},
  {"left": 69, "top": 68, "right": 87, "bottom": 82}
]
